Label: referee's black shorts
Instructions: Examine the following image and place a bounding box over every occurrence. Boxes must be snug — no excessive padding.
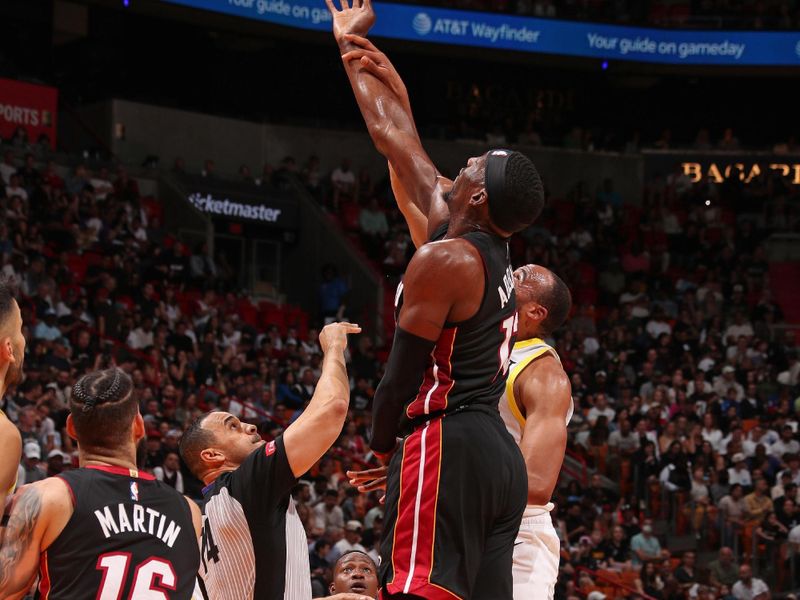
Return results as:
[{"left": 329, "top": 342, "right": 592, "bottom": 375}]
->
[{"left": 378, "top": 405, "right": 527, "bottom": 600}]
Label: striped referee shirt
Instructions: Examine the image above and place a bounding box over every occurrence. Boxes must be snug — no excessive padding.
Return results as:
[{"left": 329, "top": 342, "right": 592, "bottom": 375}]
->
[{"left": 198, "top": 436, "right": 311, "bottom": 600}]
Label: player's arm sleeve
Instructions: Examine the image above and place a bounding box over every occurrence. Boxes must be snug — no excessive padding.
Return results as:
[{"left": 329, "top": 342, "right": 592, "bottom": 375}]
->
[
  {"left": 370, "top": 327, "right": 435, "bottom": 453},
  {"left": 230, "top": 435, "right": 296, "bottom": 512}
]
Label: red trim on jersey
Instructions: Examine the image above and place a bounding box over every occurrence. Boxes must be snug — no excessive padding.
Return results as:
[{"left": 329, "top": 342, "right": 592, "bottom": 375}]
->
[
  {"left": 85, "top": 465, "right": 156, "bottom": 480},
  {"left": 406, "top": 327, "right": 457, "bottom": 419},
  {"left": 56, "top": 475, "right": 76, "bottom": 507},
  {"left": 38, "top": 551, "right": 52, "bottom": 600},
  {"left": 387, "top": 419, "right": 453, "bottom": 598}
]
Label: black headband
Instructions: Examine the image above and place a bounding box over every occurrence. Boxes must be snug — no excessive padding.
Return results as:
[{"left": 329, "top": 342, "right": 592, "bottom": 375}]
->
[
  {"left": 73, "top": 369, "right": 123, "bottom": 413},
  {"left": 485, "top": 149, "right": 513, "bottom": 232}
]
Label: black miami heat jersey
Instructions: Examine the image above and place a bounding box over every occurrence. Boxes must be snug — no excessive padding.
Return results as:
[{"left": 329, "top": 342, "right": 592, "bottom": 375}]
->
[
  {"left": 38, "top": 465, "right": 199, "bottom": 600},
  {"left": 394, "top": 221, "right": 518, "bottom": 430}
]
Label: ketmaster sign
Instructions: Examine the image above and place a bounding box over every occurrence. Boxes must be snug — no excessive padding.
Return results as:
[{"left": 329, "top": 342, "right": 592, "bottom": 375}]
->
[
  {"left": 163, "top": 0, "right": 800, "bottom": 66},
  {"left": 187, "top": 190, "right": 297, "bottom": 228}
]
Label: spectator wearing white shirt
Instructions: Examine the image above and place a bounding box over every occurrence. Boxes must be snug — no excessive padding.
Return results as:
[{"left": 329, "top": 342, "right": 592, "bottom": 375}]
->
[
  {"left": 728, "top": 453, "right": 753, "bottom": 488},
  {"left": 153, "top": 451, "right": 184, "bottom": 493},
  {"left": 724, "top": 312, "right": 755, "bottom": 345},
  {"left": 326, "top": 520, "right": 367, "bottom": 564},
  {"left": 731, "top": 564, "right": 769, "bottom": 600},
  {"left": 0, "top": 150, "right": 16, "bottom": 184},
  {"left": 89, "top": 167, "right": 114, "bottom": 200},
  {"left": 126, "top": 316, "right": 155, "bottom": 350},
  {"left": 4, "top": 174, "right": 28, "bottom": 202},
  {"left": 777, "top": 455, "right": 800, "bottom": 486},
  {"left": 742, "top": 426, "right": 776, "bottom": 457},
  {"left": 714, "top": 366, "right": 744, "bottom": 401},
  {"left": 587, "top": 393, "right": 616, "bottom": 427},
  {"left": 313, "top": 489, "right": 345, "bottom": 534},
  {"left": 609, "top": 419, "right": 640, "bottom": 455},
  {"left": 701, "top": 413, "right": 724, "bottom": 453},
  {"left": 771, "top": 474, "right": 798, "bottom": 501},
  {"left": 33, "top": 310, "right": 61, "bottom": 341},
  {"left": 769, "top": 426, "right": 800, "bottom": 458},
  {"left": 645, "top": 307, "right": 672, "bottom": 339},
  {"left": 331, "top": 158, "right": 356, "bottom": 207}
]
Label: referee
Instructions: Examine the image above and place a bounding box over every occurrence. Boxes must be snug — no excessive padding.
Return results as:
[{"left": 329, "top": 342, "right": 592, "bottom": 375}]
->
[{"left": 180, "top": 322, "right": 372, "bottom": 600}]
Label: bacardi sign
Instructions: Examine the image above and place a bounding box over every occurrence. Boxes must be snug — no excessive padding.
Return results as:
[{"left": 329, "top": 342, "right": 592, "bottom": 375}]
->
[{"left": 681, "top": 161, "right": 800, "bottom": 185}]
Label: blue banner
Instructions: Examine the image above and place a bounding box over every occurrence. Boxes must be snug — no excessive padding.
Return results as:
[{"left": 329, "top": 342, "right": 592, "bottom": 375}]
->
[{"left": 163, "top": 0, "right": 800, "bottom": 66}]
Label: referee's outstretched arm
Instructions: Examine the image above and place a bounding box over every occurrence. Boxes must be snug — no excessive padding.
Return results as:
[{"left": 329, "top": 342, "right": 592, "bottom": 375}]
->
[{"left": 283, "top": 323, "right": 361, "bottom": 477}]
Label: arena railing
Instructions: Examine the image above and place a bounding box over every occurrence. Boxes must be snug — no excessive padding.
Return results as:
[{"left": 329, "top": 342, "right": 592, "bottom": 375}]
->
[
  {"left": 574, "top": 565, "right": 657, "bottom": 600},
  {"left": 563, "top": 448, "right": 589, "bottom": 487}
]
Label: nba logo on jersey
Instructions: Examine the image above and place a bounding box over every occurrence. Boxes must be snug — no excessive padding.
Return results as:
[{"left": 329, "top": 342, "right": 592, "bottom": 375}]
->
[{"left": 130, "top": 481, "right": 139, "bottom": 501}]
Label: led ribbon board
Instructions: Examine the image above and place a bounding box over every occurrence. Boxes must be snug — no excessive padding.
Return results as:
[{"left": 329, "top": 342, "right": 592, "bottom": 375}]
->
[{"left": 163, "top": 0, "right": 800, "bottom": 66}]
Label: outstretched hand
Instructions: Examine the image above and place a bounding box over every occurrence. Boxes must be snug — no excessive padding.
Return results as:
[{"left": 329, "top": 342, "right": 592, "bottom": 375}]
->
[
  {"left": 325, "top": 0, "right": 375, "bottom": 43},
  {"left": 340, "top": 34, "right": 411, "bottom": 113},
  {"left": 347, "top": 465, "right": 388, "bottom": 504}
]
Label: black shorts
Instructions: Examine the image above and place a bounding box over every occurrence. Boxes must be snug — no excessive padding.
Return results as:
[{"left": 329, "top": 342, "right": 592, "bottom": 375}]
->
[{"left": 378, "top": 406, "right": 527, "bottom": 600}]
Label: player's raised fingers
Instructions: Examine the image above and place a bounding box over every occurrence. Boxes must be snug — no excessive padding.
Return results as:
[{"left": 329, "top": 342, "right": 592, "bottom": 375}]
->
[
  {"left": 338, "top": 322, "right": 362, "bottom": 335},
  {"left": 341, "top": 49, "right": 368, "bottom": 62},
  {"left": 324, "top": 0, "right": 337, "bottom": 13},
  {"left": 359, "top": 56, "right": 389, "bottom": 79}
]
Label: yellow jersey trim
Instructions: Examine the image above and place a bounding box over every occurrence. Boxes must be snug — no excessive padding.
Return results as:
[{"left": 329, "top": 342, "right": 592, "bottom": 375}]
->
[{"left": 504, "top": 338, "right": 555, "bottom": 429}]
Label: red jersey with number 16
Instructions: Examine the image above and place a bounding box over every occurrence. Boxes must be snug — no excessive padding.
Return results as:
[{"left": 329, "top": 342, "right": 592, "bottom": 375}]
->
[
  {"left": 38, "top": 465, "right": 200, "bottom": 600},
  {"left": 394, "top": 222, "right": 518, "bottom": 432}
]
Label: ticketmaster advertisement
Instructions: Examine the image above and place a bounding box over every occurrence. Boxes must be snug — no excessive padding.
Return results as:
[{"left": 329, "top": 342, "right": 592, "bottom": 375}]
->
[{"left": 164, "top": 0, "right": 800, "bottom": 65}]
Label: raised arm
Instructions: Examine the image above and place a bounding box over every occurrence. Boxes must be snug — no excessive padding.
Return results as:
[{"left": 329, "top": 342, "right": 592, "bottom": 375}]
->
[
  {"left": 326, "top": 2, "right": 448, "bottom": 235},
  {"left": 515, "top": 355, "right": 572, "bottom": 506},
  {"left": 283, "top": 322, "right": 360, "bottom": 476},
  {"left": 0, "top": 414, "right": 21, "bottom": 511},
  {"left": 0, "top": 479, "right": 72, "bottom": 599}
]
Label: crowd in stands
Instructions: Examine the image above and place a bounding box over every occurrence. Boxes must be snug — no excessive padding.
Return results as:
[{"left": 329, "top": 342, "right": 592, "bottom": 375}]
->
[
  {"left": 2, "top": 120, "right": 800, "bottom": 600},
  {"left": 399, "top": 0, "right": 800, "bottom": 29}
]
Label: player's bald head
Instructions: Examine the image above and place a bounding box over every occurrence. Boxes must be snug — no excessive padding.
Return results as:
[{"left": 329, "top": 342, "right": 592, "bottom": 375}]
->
[{"left": 514, "top": 265, "right": 571, "bottom": 336}]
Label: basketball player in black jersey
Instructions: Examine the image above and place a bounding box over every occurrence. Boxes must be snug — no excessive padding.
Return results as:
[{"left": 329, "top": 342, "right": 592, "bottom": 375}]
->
[
  {"left": 327, "top": 3, "right": 545, "bottom": 598},
  {"left": 337, "top": 39, "right": 575, "bottom": 599},
  {"left": 0, "top": 368, "right": 201, "bottom": 599}
]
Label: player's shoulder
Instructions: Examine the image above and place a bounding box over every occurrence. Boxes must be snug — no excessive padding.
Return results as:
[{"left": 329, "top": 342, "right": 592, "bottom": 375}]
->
[
  {"left": 519, "top": 353, "right": 571, "bottom": 395},
  {"left": 13, "top": 477, "right": 73, "bottom": 511},
  {"left": 0, "top": 412, "right": 21, "bottom": 444},
  {"left": 408, "top": 236, "right": 482, "bottom": 277}
]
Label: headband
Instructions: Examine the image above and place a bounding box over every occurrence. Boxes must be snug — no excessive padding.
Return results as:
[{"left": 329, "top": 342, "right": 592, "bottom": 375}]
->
[{"left": 485, "top": 149, "right": 513, "bottom": 232}]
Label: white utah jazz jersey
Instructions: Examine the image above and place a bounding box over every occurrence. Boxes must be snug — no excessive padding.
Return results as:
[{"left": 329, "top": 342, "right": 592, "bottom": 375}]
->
[{"left": 499, "top": 338, "right": 573, "bottom": 444}]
